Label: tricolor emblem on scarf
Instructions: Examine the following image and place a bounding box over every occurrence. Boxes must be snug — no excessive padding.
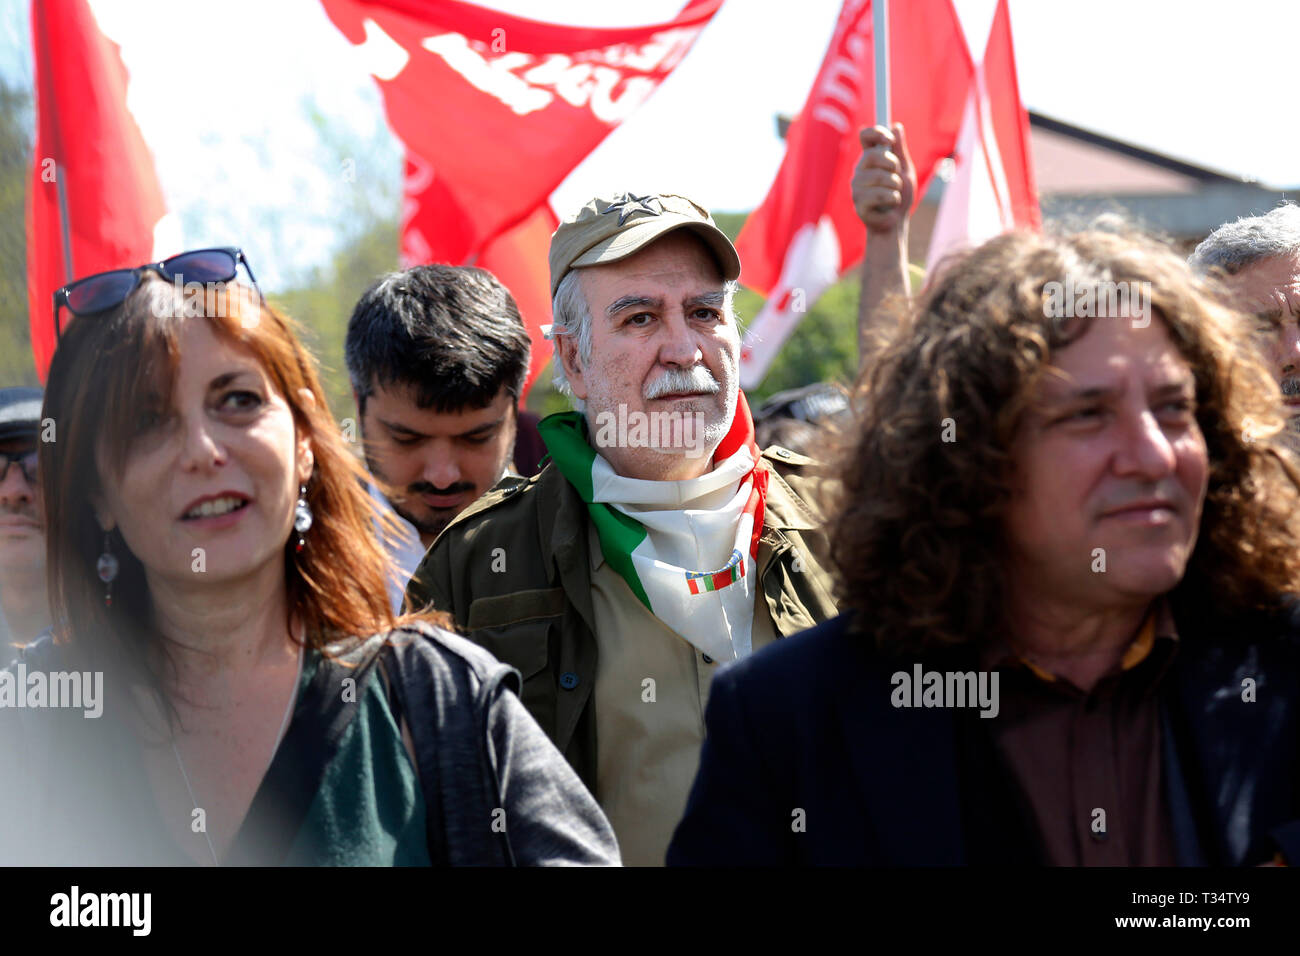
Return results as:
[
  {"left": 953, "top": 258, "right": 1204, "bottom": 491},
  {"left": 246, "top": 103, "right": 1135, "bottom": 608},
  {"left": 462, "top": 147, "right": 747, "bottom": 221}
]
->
[
  {"left": 538, "top": 392, "right": 768, "bottom": 661},
  {"left": 686, "top": 549, "right": 744, "bottom": 594}
]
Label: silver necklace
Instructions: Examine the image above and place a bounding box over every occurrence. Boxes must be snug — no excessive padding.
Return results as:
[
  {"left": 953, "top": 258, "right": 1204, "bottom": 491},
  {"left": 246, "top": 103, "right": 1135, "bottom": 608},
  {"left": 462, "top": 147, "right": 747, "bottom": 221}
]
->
[{"left": 170, "top": 644, "right": 303, "bottom": 866}]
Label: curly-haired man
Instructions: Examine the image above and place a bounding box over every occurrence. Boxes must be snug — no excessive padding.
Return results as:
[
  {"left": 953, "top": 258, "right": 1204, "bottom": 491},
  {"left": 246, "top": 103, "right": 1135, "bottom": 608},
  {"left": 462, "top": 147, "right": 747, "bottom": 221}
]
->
[{"left": 670, "top": 227, "right": 1300, "bottom": 866}]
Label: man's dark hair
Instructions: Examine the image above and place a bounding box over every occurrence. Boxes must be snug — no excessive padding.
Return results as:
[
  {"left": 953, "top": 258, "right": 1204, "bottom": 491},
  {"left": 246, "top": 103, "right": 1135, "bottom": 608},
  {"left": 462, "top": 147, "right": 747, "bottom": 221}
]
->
[{"left": 345, "top": 265, "right": 531, "bottom": 415}]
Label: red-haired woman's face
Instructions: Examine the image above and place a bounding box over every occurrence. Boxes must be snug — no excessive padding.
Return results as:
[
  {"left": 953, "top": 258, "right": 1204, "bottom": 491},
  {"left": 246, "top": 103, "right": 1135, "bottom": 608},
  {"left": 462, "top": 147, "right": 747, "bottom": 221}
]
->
[{"left": 92, "top": 319, "right": 314, "bottom": 592}]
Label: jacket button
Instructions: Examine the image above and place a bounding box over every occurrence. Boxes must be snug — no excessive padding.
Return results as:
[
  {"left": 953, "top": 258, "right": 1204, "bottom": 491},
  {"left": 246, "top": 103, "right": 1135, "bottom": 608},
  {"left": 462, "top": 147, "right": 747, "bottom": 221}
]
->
[
  {"left": 702, "top": 654, "right": 714, "bottom": 664},
  {"left": 560, "top": 672, "right": 580, "bottom": 690}
]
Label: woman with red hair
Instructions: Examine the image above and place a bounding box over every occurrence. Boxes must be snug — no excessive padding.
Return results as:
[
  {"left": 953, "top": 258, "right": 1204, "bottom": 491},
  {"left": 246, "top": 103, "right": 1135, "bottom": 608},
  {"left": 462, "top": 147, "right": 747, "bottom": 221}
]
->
[{"left": 1, "top": 250, "right": 618, "bottom": 866}]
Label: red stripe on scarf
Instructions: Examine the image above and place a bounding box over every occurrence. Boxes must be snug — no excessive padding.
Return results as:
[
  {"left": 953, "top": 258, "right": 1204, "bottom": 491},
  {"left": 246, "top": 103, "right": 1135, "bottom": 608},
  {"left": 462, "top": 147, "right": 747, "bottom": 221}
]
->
[
  {"left": 713, "top": 392, "right": 767, "bottom": 561},
  {"left": 746, "top": 469, "right": 768, "bottom": 561},
  {"left": 713, "top": 390, "right": 757, "bottom": 462}
]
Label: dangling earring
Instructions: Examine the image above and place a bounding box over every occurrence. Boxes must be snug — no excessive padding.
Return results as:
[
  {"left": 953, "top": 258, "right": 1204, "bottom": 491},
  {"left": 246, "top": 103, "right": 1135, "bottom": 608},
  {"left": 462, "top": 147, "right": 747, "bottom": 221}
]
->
[
  {"left": 96, "top": 531, "right": 119, "bottom": 607},
  {"left": 293, "top": 484, "right": 312, "bottom": 553}
]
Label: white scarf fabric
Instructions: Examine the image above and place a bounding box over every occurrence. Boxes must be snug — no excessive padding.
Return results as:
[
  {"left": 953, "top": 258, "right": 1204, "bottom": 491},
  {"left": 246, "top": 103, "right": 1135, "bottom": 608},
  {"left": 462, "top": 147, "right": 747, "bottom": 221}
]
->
[{"left": 591, "top": 446, "right": 759, "bottom": 661}]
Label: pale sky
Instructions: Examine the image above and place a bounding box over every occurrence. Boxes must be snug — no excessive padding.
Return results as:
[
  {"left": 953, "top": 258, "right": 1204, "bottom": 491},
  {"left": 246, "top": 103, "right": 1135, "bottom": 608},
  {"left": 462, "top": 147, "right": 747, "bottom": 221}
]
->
[{"left": 1, "top": 0, "right": 1296, "bottom": 289}]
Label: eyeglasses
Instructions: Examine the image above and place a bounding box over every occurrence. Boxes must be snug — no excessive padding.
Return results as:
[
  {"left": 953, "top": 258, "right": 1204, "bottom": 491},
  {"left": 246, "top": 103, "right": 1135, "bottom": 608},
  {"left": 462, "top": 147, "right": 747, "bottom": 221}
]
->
[
  {"left": 52, "top": 247, "right": 263, "bottom": 341},
  {"left": 0, "top": 450, "right": 38, "bottom": 485}
]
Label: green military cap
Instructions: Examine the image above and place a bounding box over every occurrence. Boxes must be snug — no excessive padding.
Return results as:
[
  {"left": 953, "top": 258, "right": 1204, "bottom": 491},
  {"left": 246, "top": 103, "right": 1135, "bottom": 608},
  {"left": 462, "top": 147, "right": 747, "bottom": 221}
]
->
[{"left": 548, "top": 191, "right": 741, "bottom": 297}]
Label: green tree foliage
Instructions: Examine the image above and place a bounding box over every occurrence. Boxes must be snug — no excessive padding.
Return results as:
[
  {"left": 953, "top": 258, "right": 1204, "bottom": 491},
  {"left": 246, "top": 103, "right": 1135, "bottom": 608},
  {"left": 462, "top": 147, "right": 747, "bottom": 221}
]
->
[
  {"left": 711, "top": 210, "right": 871, "bottom": 401},
  {"left": 271, "top": 215, "right": 399, "bottom": 425},
  {"left": 0, "top": 73, "right": 37, "bottom": 387},
  {"left": 711, "top": 210, "right": 746, "bottom": 243},
  {"left": 269, "top": 94, "right": 401, "bottom": 425},
  {"left": 738, "top": 278, "right": 861, "bottom": 401}
]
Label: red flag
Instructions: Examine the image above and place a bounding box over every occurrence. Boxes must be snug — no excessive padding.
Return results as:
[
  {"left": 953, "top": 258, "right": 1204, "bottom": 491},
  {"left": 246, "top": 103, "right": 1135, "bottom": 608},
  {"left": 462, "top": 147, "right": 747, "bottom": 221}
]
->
[
  {"left": 925, "top": 0, "right": 1040, "bottom": 274},
  {"left": 476, "top": 204, "right": 558, "bottom": 395},
  {"left": 27, "top": 0, "right": 170, "bottom": 381},
  {"left": 735, "top": 0, "right": 973, "bottom": 388},
  {"left": 320, "top": 1, "right": 724, "bottom": 384}
]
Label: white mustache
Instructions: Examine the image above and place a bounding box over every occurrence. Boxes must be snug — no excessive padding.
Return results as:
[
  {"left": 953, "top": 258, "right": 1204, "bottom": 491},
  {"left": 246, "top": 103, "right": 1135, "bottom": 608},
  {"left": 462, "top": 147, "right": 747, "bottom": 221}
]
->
[{"left": 644, "top": 366, "right": 721, "bottom": 400}]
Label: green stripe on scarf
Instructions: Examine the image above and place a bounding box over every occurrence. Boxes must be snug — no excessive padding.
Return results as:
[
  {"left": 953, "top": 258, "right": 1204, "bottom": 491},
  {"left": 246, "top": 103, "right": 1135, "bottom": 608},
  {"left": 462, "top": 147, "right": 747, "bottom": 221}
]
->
[{"left": 537, "top": 412, "right": 654, "bottom": 611}]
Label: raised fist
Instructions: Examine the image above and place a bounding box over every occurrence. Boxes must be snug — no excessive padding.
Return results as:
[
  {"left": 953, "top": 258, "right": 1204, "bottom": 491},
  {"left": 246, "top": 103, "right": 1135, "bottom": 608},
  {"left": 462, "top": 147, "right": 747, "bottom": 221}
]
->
[{"left": 851, "top": 122, "right": 916, "bottom": 234}]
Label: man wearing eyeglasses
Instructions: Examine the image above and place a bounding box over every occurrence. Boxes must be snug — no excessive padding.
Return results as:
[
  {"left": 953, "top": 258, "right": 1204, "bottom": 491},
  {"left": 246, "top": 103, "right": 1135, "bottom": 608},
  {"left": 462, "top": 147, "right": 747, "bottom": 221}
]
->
[{"left": 0, "top": 387, "right": 51, "bottom": 650}]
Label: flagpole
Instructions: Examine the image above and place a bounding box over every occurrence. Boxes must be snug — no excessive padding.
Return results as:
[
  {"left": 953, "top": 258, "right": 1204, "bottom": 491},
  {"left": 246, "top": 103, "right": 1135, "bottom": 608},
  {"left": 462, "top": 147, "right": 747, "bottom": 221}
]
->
[
  {"left": 56, "top": 168, "right": 74, "bottom": 282},
  {"left": 874, "top": 0, "right": 889, "bottom": 128},
  {"left": 869, "top": 0, "right": 891, "bottom": 216}
]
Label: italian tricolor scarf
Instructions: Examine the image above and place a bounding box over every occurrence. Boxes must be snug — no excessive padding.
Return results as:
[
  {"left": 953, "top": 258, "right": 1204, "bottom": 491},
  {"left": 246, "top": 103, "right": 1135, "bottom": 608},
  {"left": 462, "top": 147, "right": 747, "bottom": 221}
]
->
[{"left": 538, "top": 393, "right": 768, "bottom": 661}]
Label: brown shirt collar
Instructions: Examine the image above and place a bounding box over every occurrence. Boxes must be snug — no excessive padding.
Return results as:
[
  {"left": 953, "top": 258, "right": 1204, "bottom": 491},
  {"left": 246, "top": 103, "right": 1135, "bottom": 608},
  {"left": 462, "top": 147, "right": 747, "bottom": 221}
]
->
[{"left": 981, "top": 598, "right": 1180, "bottom": 687}]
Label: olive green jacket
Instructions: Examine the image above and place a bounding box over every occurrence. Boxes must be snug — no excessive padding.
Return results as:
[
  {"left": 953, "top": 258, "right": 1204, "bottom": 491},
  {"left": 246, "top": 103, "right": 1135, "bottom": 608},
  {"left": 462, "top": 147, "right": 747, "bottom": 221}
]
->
[{"left": 404, "top": 446, "right": 840, "bottom": 791}]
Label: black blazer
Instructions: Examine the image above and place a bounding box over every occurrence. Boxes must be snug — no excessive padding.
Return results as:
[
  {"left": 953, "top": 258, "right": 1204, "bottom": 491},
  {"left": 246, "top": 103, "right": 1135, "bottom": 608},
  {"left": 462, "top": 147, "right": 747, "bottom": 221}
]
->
[{"left": 667, "top": 606, "right": 1300, "bottom": 866}]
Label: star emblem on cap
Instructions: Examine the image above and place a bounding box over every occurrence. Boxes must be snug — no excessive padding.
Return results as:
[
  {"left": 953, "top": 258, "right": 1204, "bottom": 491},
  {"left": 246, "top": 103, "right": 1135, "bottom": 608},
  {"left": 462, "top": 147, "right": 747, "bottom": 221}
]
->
[{"left": 603, "top": 192, "right": 664, "bottom": 227}]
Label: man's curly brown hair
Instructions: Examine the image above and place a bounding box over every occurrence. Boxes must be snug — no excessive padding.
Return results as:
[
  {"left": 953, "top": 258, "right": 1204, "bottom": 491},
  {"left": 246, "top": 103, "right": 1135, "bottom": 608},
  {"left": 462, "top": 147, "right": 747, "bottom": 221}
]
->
[{"left": 833, "top": 227, "right": 1300, "bottom": 656}]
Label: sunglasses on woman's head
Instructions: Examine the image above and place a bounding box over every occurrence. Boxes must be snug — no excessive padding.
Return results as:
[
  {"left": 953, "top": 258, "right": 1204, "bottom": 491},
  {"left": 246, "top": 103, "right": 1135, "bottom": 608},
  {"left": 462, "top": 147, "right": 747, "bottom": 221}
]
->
[{"left": 52, "top": 247, "right": 263, "bottom": 341}]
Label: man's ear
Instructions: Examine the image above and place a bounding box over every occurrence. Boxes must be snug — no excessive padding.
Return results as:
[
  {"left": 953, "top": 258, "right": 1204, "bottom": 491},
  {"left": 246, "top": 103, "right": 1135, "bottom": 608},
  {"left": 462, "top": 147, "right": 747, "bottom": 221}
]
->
[{"left": 556, "top": 336, "right": 588, "bottom": 401}]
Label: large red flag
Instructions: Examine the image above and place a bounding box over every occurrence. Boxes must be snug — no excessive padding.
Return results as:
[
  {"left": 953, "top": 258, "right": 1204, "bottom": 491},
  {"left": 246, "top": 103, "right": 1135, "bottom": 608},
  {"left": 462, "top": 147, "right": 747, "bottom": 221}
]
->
[
  {"left": 320, "top": 0, "right": 724, "bottom": 392},
  {"left": 476, "top": 204, "right": 558, "bottom": 394},
  {"left": 27, "top": 0, "right": 169, "bottom": 381},
  {"left": 924, "top": 0, "right": 1040, "bottom": 274},
  {"left": 735, "top": 0, "right": 973, "bottom": 388}
]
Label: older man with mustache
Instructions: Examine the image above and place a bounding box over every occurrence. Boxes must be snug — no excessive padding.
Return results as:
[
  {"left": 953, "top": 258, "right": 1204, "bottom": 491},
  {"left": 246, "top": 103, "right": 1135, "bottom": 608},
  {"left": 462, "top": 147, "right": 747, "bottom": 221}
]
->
[
  {"left": 1191, "top": 203, "right": 1300, "bottom": 435},
  {"left": 0, "top": 387, "right": 51, "bottom": 650},
  {"left": 405, "top": 192, "right": 839, "bottom": 865}
]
